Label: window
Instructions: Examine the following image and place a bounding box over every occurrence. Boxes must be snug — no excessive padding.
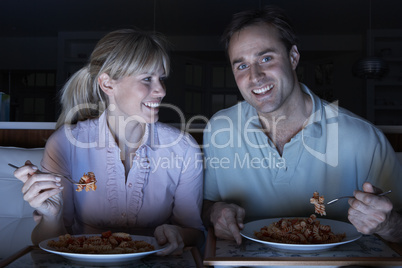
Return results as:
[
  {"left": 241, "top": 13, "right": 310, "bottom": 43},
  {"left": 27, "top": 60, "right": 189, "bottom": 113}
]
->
[
  {"left": 185, "top": 62, "right": 205, "bottom": 118},
  {"left": 0, "top": 70, "right": 57, "bottom": 122},
  {"left": 184, "top": 60, "right": 241, "bottom": 120}
]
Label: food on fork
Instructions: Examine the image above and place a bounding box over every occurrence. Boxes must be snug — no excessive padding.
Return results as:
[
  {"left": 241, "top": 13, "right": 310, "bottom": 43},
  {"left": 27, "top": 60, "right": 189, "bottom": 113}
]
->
[
  {"left": 76, "top": 172, "right": 97, "bottom": 192},
  {"left": 47, "top": 231, "right": 155, "bottom": 254},
  {"left": 254, "top": 214, "right": 345, "bottom": 244},
  {"left": 310, "top": 191, "right": 326, "bottom": 216}
]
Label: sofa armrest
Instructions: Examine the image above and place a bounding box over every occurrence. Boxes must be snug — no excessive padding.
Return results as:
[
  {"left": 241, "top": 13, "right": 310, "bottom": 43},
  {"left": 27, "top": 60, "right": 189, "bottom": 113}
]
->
[{"left": 0, "top": 146, "right": 44, "bottom": 259}]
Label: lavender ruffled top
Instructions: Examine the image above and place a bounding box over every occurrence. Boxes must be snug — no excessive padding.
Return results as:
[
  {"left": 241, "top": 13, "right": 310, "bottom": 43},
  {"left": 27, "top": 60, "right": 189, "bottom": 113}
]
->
[{"left": 41, "top": 112, "right": 204, "bottom": 234}]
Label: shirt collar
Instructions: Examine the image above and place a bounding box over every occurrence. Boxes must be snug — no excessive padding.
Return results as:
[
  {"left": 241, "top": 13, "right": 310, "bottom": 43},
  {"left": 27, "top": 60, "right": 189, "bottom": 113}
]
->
[
  {"left": 97, "top": 111, "right": 115, "bottom": 148},
  {"left": 97, "top": 111, "right": 160, "bottom": 150},
  {"left": 299, "top": 83, "right": 323, "bottom": 138},
  {"left": 140, "top": 123, "right": 160, "bottom": 151}
]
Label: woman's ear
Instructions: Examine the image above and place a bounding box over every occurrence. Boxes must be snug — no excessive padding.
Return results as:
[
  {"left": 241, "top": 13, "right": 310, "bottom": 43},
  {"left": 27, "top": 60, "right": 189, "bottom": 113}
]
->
[
  {"left": 98, "top": 73, "right": 114, "bottom": 96},
  {"left": 289, "top": 45, "right": 300, "bottom": 70}
]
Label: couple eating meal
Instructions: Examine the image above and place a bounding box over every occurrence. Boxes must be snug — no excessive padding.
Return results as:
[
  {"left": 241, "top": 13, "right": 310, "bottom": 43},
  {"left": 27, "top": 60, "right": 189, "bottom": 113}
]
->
[{"left": 13, "top": 5, "right": 402, "bottom": 257}]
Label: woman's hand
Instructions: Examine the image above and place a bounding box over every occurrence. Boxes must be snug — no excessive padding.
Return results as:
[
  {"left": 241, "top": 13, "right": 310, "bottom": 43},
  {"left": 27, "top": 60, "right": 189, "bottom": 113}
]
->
[
  {"left": 153, "top": 224, "right": 185, "bottom": 255},
  {"left": 14, "top": 160, "right": 64, "bottom": 218}
]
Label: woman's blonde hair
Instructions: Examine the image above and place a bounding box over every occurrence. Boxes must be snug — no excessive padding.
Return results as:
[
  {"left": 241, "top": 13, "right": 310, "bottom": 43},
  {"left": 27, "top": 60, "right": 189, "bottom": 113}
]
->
[{"left": 56, "top": 29, "right": 170, "bottom": 129}]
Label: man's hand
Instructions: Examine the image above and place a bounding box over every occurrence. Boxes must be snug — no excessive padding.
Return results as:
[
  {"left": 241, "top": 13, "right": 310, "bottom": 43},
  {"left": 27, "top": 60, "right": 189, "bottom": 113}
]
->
[
  {"left": 348, "top": 182, "right": 393, "bottom": 236},
  {"left": 210, "top": 202, "right": 245, "bottom": 244}
]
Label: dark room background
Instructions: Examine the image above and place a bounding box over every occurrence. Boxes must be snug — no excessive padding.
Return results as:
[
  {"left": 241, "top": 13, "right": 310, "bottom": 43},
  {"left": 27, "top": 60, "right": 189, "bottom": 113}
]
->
[{"left": 1, "top": 0, "right": 402, "bottom": 126}]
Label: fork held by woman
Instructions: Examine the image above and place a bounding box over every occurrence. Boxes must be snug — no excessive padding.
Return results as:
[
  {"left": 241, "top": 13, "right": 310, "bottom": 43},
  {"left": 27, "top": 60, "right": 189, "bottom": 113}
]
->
[{"left": 8, "top": 163, "right": 92, "bottom": 186}]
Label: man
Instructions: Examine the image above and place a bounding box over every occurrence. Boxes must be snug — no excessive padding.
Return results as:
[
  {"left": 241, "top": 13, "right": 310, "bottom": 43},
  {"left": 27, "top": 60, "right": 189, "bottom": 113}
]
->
[{"left": 202, "top": 6, "right": 402, "bottom": 245}]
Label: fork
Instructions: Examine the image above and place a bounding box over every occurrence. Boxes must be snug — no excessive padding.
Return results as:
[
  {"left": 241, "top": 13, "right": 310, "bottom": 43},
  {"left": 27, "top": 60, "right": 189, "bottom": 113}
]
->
[
  {"left": 8, "top": 163, "right": 91, "bottom": 185},
  {"left": 326, "top": 190, "right": 392, "bottom": 205}
]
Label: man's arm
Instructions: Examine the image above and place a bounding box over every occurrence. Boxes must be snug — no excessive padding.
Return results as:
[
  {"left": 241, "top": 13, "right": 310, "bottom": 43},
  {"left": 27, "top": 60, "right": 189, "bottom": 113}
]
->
[
  {"left": 375, "top": 210, "right": 402, "bottom": 243},
  {"left": 348, "top": 182, "right": 402, "bottom": 243},
  {"left": 202, "top": 199, "right": 245, "bottom": 245}
]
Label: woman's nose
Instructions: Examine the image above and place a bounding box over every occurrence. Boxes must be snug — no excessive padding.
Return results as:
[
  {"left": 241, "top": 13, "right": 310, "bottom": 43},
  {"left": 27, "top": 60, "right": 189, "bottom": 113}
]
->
[{"left": 153, "top": 80, "right": 166, "bottom": 97}]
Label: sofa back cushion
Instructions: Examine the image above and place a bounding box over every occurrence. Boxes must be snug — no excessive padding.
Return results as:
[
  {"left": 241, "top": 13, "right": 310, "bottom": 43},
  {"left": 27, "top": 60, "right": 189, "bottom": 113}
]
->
[
  {"left": 0, "top": 146, "right": 44, "bottom": 259},
  {"left": 397, "top": 152, "right": 402, "bottom": 164}
]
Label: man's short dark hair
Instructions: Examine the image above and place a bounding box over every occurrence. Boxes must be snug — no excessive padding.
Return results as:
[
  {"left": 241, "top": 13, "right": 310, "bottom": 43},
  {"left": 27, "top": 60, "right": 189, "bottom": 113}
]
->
[{"left": 221, "top": 5, "right": 299, "bottom": 53}]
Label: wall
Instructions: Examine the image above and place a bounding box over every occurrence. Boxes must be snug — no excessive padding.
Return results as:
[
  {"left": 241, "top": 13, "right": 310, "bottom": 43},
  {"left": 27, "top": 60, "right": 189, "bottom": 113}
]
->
[
  {"left": 0, "top": 33, "right": 365, "bottom": 118},
  {"left": 0, "top": 37, "right": 57, "bottom": 70}
]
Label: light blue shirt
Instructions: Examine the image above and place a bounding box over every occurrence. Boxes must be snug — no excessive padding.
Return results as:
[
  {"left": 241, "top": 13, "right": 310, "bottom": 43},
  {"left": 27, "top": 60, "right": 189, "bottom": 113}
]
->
[{"left": 203, "top": 84, "right": 402, "bottom": 222}]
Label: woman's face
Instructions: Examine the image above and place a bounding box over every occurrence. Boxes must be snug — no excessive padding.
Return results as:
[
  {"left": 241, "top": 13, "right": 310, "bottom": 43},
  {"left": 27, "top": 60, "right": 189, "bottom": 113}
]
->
[{"left": 107, "top": 65, "right": 167, "bottom": 124}]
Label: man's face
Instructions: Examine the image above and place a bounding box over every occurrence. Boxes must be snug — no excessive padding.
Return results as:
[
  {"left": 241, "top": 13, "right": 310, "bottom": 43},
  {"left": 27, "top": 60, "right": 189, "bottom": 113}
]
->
[{"left": 228, "top": 22, "right": 300, "bottom": 118}]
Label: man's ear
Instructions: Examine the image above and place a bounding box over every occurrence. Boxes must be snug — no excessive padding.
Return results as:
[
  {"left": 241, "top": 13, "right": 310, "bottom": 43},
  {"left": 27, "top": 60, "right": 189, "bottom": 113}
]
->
[
  {"left": 289, "top": 45, "right": 300, "bottom": 70},
  {"left": 98, "top": 73, "right": 114, "bottom": 96}
]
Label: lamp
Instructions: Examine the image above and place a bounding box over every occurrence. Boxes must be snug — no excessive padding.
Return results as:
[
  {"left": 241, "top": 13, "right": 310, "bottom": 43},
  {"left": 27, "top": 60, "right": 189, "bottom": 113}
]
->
[
  {"left": 353, "top": 0, "right": 389, "bottom": 79},
  {"left": 353, "top": 57, "right": 389, "bottom": 79}
]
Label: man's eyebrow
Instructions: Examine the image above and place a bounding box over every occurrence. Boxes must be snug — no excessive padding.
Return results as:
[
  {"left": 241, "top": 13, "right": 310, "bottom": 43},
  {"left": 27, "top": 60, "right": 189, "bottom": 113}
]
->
[
  {"left": 231, "top": 48, "right": 279, "bottom": 67},
  {"left": 231, "top": 57, "right": 244, "bottom": 67},
  {"left": 257, "top": 48, "right": 278, "bottom": 57}
]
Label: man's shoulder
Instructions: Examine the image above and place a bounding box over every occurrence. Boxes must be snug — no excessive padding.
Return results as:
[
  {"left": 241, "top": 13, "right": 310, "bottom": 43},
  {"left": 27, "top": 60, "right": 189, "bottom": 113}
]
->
[
  {"left": 320, "top": 100, "right": 384, "bottom": 139},
  {"left": 336, "top": 105, "right": 377, "bottom": 131}
]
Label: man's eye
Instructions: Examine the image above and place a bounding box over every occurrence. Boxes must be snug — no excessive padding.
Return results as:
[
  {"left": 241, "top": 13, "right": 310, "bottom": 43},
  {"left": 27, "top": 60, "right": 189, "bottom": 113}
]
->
[
  {"left": 143, "top": 77, "right": 152, "bottom": 81},
  {"left": 262, "top": 56, "right": 272, "bottom": 63},
  {"left": 238, "top": 64, "right": 248, "bottom": 70}
]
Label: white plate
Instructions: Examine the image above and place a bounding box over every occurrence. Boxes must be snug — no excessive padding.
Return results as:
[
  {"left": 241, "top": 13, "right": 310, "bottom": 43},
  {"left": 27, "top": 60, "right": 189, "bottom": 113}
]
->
[
  {"left": 240, "top": 218, "right": 362, "bottom": 253},
  {"left": 39, "top": 234, "right": 166, "bottom": 265}
]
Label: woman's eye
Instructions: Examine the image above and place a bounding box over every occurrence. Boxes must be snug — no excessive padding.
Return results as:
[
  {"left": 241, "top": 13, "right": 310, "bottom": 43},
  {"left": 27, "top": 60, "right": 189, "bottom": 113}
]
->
[{"left": 143, "top": 77, "right": 152, "bottom": 82}]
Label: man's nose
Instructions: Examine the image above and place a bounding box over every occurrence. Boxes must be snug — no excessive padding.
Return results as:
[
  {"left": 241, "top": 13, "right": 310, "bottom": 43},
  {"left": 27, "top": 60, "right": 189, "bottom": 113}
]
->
[{"left": 250, "top": 64, "right": 264, "bottom": 83}]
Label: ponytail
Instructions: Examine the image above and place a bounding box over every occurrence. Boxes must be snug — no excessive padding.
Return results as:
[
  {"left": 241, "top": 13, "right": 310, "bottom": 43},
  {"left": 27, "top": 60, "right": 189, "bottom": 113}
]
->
[{"left": 55, "top": 65, "right": 107, "bottom": 129}]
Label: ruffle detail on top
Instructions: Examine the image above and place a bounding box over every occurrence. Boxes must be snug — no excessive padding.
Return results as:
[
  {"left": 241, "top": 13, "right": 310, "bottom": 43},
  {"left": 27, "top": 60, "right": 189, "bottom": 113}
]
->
[
  {"left": 106, "top": 146, "right": 122, "bottom": 226},
  {"left": 101, "top": 113, "right": 124, "bottom": 227},
  {"left": 127, "top": 145, "right": 151, "bottom": 226},
  {"left": 127, "top": 124, "right": 152, "bottom": 226}
]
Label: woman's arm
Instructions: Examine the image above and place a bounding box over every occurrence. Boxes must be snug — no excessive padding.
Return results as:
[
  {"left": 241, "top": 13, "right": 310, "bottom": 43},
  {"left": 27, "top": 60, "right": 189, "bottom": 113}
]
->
[
  {"left": 154, "top": 224, "right": 204, "bottom": 255},
  {"left": 13, "top": 160, "right": 67, "bottom": 244},
  {"left": 158, "top": 134, "right": 205, "bottom": 254},
  {"left": 32, "top": 127, "right": 73, "bottom": 243},
  {"left": 31, "top": 208, "right": 67, "bottom": 244}
]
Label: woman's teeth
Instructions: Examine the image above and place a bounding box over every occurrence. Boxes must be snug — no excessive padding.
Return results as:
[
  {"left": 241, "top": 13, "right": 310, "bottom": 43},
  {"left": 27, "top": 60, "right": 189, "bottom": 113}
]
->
[
  {"left": 144, "top": 102, "right": 160, "bottom": 108},
  {"left": 253, "top": 84, "right": 273, "bottom": 94}
]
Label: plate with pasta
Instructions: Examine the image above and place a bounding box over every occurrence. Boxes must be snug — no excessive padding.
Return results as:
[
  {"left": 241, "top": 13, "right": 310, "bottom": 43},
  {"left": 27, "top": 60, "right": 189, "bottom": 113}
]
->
[
  {"left": 240, "top": 215, "right": 362, "bottom": 252},
  {"left": 39, "top": 231, "right": 166, "bottom": 265}
]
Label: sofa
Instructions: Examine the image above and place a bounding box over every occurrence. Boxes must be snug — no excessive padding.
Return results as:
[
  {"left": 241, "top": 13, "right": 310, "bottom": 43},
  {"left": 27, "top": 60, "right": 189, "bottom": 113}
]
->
[
  {"left": 0, "top": 146, "right": 43, "bottom": 259},
  {"left": 0, "top": 145, "right": 401, "bottom": 260}
]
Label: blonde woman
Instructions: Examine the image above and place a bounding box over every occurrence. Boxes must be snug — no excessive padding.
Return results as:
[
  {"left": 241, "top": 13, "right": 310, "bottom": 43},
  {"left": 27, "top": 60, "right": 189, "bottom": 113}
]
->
[{"left": 14, "top": 29, "right": 204, "bottom": 255}]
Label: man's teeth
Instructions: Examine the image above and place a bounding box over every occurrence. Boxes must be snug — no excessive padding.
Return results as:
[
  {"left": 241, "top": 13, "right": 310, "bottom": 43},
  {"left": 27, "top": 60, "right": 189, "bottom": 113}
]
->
[
  {"left": 144, "top": 102, "right": 160, "bottom": 108},
  {"left": 253, "top": 84, "right": 273, "bottom": 94}
]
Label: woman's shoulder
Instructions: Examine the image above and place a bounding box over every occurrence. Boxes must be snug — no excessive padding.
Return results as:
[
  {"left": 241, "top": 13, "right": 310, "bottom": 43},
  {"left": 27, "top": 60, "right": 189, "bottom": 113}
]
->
[
  {"left": 154, "top": 122, "right": 200, "bottom": 150},
  {"left": 49, "top": 118, "right": 99, "bottom": 144}
]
